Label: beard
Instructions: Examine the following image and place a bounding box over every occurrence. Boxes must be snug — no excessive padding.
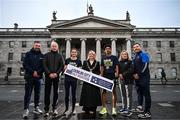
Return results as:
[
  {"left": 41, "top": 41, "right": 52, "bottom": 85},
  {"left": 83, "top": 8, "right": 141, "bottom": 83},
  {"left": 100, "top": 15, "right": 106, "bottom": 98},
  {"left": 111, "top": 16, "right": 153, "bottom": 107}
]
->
[
  {"left": 34, "top": 48, "right": 40, "bottom": 52},
  {"left": 106, "top": 51, "right": 111, "bottom": 55}
]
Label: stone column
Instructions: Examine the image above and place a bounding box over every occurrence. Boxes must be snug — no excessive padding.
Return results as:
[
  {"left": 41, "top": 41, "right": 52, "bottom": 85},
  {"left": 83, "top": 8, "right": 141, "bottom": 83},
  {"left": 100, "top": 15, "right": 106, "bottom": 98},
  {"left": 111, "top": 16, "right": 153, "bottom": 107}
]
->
[
  {"left": 95, "top": 38, "right": 102, "bottom": 61},
  {"left": 111, "top": 38, "right": 117, "bottom": 56},
  {"left": 126, "top": 38, "right": 132, "bottom": 59},
  {"left": 65, "top": 38, "right": 71, "bottom": 59},
  {"left": 80, "top": 38, "right": 87, "bottom": 62}
]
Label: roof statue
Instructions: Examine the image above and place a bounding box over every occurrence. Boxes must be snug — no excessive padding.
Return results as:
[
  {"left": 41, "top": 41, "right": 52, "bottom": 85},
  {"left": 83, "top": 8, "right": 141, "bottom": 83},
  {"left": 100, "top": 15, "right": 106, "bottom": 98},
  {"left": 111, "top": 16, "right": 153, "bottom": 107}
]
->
[
  {"left": 126, "top": 11, "right": 130, "bottom": 21},
  {"left": 53, "top": 11, "right": 57, "bottom": 20},
  {"left": 14, "top": 23, "right": 18, "bottom": 29},
  {"left": 88, "top": 4, "right": 94, "bottom": 15}
]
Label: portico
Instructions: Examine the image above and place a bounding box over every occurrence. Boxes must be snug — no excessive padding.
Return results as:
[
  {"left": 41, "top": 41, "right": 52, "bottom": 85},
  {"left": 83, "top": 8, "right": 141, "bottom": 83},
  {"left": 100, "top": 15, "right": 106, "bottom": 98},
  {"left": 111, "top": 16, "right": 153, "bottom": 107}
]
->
[{"left": 48, "top": 15, "right": 135, "bottom": 61}]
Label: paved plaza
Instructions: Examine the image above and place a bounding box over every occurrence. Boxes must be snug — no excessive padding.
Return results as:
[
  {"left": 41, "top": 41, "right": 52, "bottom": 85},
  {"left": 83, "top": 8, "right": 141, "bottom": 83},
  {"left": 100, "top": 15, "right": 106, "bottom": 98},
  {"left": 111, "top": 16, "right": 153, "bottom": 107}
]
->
[{"left": 0, "top": 82, "right": 180, "bottom": 120}]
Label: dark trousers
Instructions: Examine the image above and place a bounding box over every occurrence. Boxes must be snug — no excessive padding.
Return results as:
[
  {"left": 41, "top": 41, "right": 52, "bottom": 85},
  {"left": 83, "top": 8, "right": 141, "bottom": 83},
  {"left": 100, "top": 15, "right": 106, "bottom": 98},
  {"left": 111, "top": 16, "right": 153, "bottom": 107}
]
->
[
  {"left": 44, "top": 77, "right": 59, "bottom": 112},
  {"left": 24, "top": 77, "right": 41, "bottom": 110},
  {"left": 135, "top": 76, "right": 151, "bottom": 113},
  {"left": 161, "top": 76, "right": 167, "bottom": 85},
  {"left": 64, "top": 78, "right": 77, "bottom": 111}
]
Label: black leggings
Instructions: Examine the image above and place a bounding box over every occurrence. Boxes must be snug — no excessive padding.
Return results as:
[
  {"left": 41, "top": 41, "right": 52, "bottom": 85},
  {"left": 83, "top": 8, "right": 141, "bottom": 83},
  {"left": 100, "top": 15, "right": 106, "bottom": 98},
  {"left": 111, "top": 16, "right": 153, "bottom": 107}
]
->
[{"left": 64, "top": 79, "right": 77, "bottom": 110}]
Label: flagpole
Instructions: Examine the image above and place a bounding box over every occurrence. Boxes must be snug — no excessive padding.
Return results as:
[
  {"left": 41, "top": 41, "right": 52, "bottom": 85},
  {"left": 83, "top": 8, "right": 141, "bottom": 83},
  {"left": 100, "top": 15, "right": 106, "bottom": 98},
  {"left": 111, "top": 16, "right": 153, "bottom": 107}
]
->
[{"left": 87, "top": 0, "right": 89, "bottom": 14}]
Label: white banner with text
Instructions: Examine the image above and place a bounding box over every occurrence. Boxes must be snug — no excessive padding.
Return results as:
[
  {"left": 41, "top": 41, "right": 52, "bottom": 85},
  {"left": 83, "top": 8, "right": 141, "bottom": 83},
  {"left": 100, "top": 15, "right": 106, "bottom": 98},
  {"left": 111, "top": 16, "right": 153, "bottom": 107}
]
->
[{"left": 64, "top": 64, "right": 114, "bottom": 92}]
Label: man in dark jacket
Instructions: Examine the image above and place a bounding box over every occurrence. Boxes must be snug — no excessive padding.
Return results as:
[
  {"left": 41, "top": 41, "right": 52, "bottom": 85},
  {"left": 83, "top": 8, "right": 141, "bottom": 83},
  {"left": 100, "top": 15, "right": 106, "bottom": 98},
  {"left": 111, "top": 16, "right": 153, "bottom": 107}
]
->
[
  {"left": 133, "top": 43, "right": 151, "bottom": 119},
  {"left": 23, "top": 41, "right": 44, "bottom": 119},
  {"left": 43, "top": 41, "right": 64, "bottom": 117}
]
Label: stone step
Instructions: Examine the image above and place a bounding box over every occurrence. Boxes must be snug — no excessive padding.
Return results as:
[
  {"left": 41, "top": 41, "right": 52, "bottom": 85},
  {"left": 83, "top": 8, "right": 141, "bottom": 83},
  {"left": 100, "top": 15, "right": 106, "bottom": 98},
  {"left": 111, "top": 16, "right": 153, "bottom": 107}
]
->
[{"left": 150, "top": 79, "right": 180, "bottom": 85}]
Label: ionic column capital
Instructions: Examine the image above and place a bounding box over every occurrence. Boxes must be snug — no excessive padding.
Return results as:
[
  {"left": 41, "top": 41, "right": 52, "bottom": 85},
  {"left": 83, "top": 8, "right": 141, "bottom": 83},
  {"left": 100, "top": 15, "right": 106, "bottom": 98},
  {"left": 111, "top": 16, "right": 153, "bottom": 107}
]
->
[
  {"left": 65, "top": 38, "right": 72, "bottom": 41},
  {"left": 80, "top": 38, "right": 87, "bottom": 41},
  {"left": 110, "top": 38, "right": 117, "bottom": 41},
  {"left": 95, "top": 38, "right": 102, "bottom": 41},
  {"left": 125, "top": 37, "right": 132, "bottom": 41}
]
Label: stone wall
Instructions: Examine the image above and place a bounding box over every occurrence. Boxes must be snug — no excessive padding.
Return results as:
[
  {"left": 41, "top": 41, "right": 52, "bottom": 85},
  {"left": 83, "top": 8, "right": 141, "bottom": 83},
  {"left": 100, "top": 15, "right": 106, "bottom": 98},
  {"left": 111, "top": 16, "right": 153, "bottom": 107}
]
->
[{"left": 0, "top": 28, "right": 180, "bottom": 80}]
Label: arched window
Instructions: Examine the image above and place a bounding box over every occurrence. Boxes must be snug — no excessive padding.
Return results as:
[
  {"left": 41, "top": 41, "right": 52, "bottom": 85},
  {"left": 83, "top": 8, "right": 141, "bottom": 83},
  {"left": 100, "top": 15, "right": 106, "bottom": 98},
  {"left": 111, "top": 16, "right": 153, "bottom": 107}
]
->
[
  {"left": 171, "top": 67, "right": 177, "bottom": 79},
  {"left": 157, "top": 68, "right": 163, "bottom": 78}
]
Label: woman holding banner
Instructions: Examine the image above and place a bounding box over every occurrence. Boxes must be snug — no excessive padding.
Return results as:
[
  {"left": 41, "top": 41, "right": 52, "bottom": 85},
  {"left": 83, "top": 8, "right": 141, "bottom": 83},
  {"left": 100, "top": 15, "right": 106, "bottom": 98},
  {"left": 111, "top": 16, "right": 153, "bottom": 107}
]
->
[
  {"left": 63, "top": 48, "right": 82, "bottom": 115},
  {"left": 80, "top": 50, "right": 102, "bottom": 116}
]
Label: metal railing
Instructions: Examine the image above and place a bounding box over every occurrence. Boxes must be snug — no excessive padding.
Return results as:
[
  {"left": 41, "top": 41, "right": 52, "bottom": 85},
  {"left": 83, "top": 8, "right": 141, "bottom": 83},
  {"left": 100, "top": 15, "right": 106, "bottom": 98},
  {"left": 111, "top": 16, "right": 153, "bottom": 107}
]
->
[
  {"left": 0, "top": 28, "right": 48, "bottom": 32},
  {"left": 134, "top": 27, "right": 180, "bottom": 32},
  {"left": 0, "top": 27, "right": 180, "bottom": 32}
]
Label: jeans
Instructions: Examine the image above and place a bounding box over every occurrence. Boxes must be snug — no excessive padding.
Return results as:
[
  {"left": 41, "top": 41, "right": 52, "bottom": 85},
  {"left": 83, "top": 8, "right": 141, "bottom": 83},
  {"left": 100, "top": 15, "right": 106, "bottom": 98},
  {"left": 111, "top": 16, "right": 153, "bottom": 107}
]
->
[{"left": 24, "top": 77, "right": 42, "bottom": 110}]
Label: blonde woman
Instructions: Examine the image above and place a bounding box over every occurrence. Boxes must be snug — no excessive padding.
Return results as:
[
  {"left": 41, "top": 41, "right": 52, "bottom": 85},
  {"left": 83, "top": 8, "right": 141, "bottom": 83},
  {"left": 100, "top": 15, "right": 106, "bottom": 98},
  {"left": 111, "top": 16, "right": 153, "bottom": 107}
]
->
[
  {"left": 118, "top": 50, "right": 134, "bottom": 117},
  {"left": 79, "top": 50, "right": 102, "bottom": 116}
]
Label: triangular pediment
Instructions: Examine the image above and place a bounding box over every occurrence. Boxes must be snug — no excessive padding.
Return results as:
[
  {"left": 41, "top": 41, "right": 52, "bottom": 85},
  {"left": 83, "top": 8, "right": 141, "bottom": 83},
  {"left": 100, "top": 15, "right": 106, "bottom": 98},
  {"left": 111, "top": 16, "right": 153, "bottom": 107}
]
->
[
  {"left": 69, "top": 21, "right": 116, "bottom": 28},
  {"left": 48, "top": 15, "right": 135, "bottom": 30}
]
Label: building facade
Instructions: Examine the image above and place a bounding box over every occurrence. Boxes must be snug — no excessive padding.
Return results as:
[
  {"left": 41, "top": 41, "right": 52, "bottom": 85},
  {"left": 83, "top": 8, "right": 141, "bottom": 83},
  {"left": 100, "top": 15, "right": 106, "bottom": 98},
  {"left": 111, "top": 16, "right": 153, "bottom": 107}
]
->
[{"left": 0, "top": 13, "right": 180, "bottom": 82}]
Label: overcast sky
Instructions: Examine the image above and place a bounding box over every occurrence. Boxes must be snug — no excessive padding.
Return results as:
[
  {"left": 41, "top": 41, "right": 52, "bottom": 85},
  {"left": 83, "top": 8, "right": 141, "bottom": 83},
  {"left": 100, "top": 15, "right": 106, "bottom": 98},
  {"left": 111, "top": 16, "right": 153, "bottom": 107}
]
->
[{"left": 0, "top": 0, "right": 180, "bottom": 28}]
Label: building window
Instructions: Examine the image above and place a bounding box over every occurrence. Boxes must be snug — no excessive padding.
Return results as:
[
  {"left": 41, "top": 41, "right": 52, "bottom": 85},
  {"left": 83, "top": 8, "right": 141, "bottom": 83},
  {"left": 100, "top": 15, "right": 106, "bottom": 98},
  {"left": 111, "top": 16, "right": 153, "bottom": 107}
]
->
[
  {"left": 170, "top": 53, "right": 176, "bottom": 61},
  {"left": 156, "top": 41, "right": 161, "bottom": 48},
  {"left": 47, "top": 41, "right": 51, "bottom": 48},
  {"left": 21, "top": 53, "right": 26, "bottom": 61},
  {"left": 9, "top": 41, "right": 15, "bottom": 48},
  {"left": 169, "top": 41, "right": 175, "bottom": 48},
  {"left": 7, "top": 67, "right": 12, "bottom": 76},
  {"left": 22, "top": 41, "right": 27, "bottom": 48},
  {"left": 8, "top": 53, "right": 13, "bottom": 61},
  {"left": 20, "top": 67, "right": 25, "bottom": 76},
  {"left": 143, "top": 41, "right": 148, "bottom": 48},
  {"left": 157, "top": 53, "right": 162, "bottom": 62},
  {"left": 171, "top": 68, "right": 177, "bottom": 79}
]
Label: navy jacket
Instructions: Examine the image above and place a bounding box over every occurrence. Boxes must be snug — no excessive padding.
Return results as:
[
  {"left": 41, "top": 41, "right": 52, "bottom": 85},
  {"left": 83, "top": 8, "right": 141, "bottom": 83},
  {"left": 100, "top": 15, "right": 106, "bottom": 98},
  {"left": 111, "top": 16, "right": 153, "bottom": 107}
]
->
[
  {"left": 133, "top": 51, "right": 150, "bottom": 77},
  {"left": 23, "top": 48, "right": 44, "bottom": 79},
  {"left": 133, "top": 51, "right": 150, "bottom": 85}
]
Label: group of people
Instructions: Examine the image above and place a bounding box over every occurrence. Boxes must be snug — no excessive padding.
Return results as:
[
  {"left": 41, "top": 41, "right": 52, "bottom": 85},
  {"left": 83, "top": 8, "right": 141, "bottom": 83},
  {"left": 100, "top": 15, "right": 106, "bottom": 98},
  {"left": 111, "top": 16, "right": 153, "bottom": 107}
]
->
[{"left": 22, "top": 41, "right": 151, "bottom": 119}]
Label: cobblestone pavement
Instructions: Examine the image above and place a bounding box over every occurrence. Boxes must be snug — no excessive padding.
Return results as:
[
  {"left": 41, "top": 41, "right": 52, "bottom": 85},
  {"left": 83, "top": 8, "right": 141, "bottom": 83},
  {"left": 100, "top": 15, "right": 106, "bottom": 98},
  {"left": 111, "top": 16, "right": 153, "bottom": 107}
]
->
[{"left": 0, "top": 84, "right": 180, "bottom": 120}]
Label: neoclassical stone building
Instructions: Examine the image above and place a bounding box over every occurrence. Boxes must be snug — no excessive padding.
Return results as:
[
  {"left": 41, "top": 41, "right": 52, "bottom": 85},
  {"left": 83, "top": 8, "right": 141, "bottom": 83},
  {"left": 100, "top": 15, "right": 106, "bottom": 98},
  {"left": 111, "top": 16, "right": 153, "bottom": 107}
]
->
[{"left": 0, "top": 11, "right": 180, "bottom": 82}]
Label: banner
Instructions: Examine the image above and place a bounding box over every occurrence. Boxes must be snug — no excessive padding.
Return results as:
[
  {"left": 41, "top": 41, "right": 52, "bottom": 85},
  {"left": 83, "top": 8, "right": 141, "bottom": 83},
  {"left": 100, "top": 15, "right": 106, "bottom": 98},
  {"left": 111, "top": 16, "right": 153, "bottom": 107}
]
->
[{"left": 64, "top": 64, "right": 114, "bottom": 92}]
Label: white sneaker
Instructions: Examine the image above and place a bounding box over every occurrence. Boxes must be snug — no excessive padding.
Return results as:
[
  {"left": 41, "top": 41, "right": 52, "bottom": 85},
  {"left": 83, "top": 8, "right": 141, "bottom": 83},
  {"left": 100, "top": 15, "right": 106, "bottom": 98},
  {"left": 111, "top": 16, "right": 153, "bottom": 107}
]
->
[
  {"left": 135, "top": 106, "right": 143, "bottom": 113},
  {"left": 22, "top": 109, "right": 29, "bottom": 119},
  {"left": 52, "top": 109, "right": 58, "bottom": 116},
  {"left": 63, "top": 109, "right": 69, "bottom": 115},
  {"left": 112, "top": 108, "right": 117, "bottom": 116},
  {"left": 72, "top": 108, "right": 77, "bottom": 115},
  {"left": 33, "top": 106, "right": 43, "bottom": 114},
  {"left": 44, "top": 111, "right": 49, "bottom": 117},
  {"left": 138, "top": 113, "right": 151, "bottom": 118}
]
